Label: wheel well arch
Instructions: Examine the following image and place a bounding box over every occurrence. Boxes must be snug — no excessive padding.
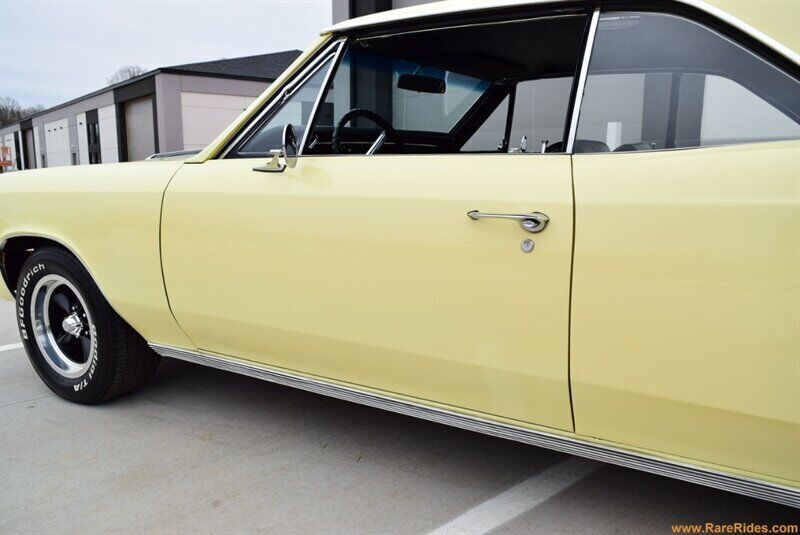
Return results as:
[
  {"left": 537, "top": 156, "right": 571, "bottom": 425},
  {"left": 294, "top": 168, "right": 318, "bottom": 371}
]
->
[
  {"left": 1, "top": 234, "right": 158, "bottom": 346},
  {"left": 1, "top": 236, "right": 74, "bottom": 296}
]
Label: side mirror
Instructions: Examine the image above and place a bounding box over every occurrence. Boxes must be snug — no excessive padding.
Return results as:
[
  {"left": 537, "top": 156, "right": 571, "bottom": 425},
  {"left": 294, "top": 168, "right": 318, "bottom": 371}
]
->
[
  {"left": 283, "top": 124, "right": 298, "bottom": 168},
  {"left": 252, "top": 124, "right": 298, "bottom": 173}
]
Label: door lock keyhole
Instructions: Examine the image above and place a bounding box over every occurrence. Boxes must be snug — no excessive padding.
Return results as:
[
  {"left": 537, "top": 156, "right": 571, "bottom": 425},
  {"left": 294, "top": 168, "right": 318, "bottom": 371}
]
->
[{"left": 521, "top": 239, "right": 535, "bottom": 253}]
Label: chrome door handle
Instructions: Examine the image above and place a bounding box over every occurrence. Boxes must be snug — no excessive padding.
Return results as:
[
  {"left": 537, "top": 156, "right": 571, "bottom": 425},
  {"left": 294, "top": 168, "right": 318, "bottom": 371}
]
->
[{"left": 467, "top": 210, "right": 550, "bottom": 233}]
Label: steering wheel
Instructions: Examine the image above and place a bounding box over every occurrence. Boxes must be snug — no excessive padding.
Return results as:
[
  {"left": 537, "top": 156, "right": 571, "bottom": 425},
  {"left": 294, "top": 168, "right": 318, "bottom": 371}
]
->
[{"left": 332, "top": 108, "right": 406, "bottom": 155}]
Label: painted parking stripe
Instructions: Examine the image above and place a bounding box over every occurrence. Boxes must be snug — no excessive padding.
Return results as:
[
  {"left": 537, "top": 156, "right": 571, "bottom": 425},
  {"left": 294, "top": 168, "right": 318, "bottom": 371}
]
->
[
  {"left": 0, "top": 342, "right": 23, "bottom": 352},
  {"left": 428, "top": 457, "right": 601, "bottom": 535}
]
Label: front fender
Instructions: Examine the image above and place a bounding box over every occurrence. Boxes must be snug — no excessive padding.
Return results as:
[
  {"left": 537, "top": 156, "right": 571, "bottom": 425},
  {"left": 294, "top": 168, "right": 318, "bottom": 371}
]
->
[{"left": 0, "top": 162, "right": 193, "bottom": 349}]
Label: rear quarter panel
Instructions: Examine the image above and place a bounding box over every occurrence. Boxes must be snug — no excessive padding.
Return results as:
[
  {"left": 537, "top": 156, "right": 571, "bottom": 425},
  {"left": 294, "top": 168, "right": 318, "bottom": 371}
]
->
[
  {"left": 0, "top": 162, "right": 192, "bottom": 348},
  {"left": 571, "top": 140, "right": 800, "bottom": 486}
]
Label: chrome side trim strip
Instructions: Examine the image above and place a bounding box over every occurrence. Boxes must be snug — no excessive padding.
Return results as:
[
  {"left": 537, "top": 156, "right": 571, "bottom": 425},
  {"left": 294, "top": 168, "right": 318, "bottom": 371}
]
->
[
  {"left": 151, "top": 343, "right": 799, "bottom": 507},
  {"left": 565, "top": 8, "right": 599, "bottom": 154}
]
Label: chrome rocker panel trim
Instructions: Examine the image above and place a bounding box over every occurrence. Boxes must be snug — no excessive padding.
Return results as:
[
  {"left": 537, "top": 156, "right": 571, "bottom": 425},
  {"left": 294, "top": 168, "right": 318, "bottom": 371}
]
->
[{"left": 150, "top": 343, "right": 800, "bottom": 508}]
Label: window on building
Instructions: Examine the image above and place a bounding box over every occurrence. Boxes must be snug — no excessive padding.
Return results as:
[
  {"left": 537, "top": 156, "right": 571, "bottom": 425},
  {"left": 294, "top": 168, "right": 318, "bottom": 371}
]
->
[
  {"left": 87, "top": 122, "right": 101, "bottom": 164},
  {"left": 575, "top": 12, "right": 800, "bottom": 153}
]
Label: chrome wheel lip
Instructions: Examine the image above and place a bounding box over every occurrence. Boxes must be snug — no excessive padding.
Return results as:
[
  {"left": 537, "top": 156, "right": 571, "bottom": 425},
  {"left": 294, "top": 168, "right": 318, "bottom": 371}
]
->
[{"left": 30, "top": 274, "right": 96, "bottom": 379}]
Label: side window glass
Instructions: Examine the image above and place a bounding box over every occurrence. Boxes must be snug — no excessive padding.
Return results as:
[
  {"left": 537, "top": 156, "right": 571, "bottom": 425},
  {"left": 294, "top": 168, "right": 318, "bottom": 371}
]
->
[
  {"left": 462, "top": 95, "right": 509, "bottom": 152},
  {"left": 304, "top": 13, "right": 587, "bottom": 155},
  {"left": 236, "top": 57, "right": 332, "bottom": 155},
  {"left": 575, "top": 12, "right": 800, "bottom": 153},
  {"left": 685, "top": 74, "right": 799, "bottom": 147},
  {"left": 509, "top": 77, "right": 574, "bottom": 153}
]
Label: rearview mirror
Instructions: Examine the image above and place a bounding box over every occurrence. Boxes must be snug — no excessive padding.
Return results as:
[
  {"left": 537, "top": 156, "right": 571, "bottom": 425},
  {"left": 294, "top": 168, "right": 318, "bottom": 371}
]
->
[{"left": 397, "top": 73, "right": 446, "bottom": 94}]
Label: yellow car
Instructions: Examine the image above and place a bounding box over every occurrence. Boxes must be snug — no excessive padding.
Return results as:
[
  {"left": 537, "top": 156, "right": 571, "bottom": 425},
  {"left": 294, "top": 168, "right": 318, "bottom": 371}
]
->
[{"left": 1, "top": 0, "right": 798, "bottom": 507}]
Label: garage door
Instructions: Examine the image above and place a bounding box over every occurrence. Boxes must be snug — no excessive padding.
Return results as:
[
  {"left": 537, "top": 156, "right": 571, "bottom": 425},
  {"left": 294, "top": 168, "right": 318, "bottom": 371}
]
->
[
  {"left": 125, "top": 96, "right": 156, "bottom": 161},
  {"left": 181, "top": 92, "right": 256, "bottom": 151},
  {"left": 44, "top": 119, "right": 70, "bottom": 168}
]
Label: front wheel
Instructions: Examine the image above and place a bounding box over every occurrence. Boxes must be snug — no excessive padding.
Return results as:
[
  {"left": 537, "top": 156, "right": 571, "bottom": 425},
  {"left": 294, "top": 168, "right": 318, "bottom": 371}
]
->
[{"left": 16, "top": 246, "right": 159, "bottom": 404}]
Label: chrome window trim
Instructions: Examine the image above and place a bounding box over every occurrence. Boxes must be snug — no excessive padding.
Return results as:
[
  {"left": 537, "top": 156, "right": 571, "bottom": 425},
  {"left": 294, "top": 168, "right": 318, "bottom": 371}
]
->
[
  {"left": 298, "top": 40, "right": 346, "bottom": 155},
  {"left": 221, "top": 40, "right": 345, "bottom": 159},
  {"left": 565, "top": 8, "right": 599, "bottom": 154},
  {"left": 151, "top": 342, "right": 800, "bottom": 508}
]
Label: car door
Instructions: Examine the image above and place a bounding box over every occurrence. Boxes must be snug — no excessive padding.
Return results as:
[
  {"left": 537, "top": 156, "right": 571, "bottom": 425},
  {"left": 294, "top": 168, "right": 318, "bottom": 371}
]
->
[
  {"left": 161, "top": 11, "right": 590, "bottom": 431},
  {"left": 569, "top": 9, "right": 800, "bottom": 483}
]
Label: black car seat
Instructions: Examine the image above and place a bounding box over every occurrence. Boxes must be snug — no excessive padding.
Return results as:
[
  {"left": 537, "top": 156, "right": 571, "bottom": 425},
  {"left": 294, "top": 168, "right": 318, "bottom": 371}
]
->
[
  {"left": 545, "top": 139, "right": 611, "bottom": 153},
  {"left": 614, "top": 142, "right": 653, "bottom": 152}
]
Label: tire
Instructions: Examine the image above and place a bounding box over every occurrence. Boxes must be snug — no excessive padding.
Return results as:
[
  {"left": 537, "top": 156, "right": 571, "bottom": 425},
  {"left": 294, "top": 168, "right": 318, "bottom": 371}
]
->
[{"left": 15, "top": 246, "right": 160, "bottom": 404}]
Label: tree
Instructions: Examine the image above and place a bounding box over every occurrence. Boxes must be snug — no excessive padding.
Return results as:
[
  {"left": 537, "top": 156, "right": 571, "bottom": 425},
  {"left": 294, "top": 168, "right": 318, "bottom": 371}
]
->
[
  {"left": 0, "top": 97, "right": 45, "bottom": 126},
  {"left": 107, "top": 65, "right": 147, "bottom": 85}
]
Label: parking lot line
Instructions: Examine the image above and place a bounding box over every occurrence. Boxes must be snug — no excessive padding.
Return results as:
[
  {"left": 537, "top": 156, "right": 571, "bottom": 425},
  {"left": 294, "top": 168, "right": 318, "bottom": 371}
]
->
[
  {"left": 428, "top": 457, "right": 601, "bottom": 535},
  {"left": 0, "top": 342, "right": 23, "bottom": 352}
]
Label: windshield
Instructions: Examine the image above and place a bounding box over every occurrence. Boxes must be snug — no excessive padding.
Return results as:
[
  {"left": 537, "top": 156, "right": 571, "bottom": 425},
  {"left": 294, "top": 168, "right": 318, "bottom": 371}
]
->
[{"left": 313, "top": 44, "right": 491, "bottom": 135}]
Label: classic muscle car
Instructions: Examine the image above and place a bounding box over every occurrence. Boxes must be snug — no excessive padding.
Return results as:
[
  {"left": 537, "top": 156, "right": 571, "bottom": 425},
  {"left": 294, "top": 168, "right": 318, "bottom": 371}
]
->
[{"left": 1, "top": 0, "right": 798, "bottom": 507}]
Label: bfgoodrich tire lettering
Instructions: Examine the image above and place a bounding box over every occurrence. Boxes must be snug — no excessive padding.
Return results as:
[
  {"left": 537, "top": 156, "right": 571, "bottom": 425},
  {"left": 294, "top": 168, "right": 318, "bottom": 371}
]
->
[{"left": 16, "top": 247, "right": 160, "bottom": 404}]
